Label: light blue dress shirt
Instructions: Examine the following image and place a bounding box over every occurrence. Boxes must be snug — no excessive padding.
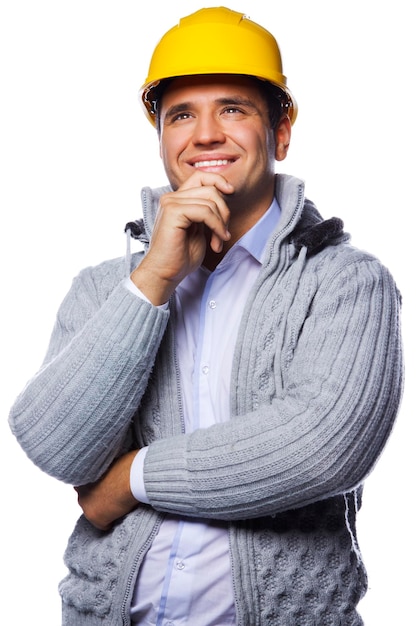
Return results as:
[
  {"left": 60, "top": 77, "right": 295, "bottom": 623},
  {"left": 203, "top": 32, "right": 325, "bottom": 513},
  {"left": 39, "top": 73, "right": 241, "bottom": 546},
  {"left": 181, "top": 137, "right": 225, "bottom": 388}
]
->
[{"left": 128, "top": 199, "right": 281, "bottom": 625}]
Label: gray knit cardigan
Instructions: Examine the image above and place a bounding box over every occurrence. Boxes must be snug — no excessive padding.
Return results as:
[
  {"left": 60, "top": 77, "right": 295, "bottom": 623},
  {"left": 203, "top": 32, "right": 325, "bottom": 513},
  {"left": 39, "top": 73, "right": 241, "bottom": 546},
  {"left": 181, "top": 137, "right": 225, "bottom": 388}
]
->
[{"left": 9, "top": 174, "right": 403, "bottom": 625}]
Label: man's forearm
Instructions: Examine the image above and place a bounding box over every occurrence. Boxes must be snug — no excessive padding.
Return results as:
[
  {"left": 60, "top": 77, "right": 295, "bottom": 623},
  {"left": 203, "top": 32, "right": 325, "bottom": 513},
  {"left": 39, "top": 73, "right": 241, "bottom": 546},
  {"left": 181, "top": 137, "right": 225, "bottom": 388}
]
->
[{"left": 75, "top": 450, "right": 140, "bottom": 531}]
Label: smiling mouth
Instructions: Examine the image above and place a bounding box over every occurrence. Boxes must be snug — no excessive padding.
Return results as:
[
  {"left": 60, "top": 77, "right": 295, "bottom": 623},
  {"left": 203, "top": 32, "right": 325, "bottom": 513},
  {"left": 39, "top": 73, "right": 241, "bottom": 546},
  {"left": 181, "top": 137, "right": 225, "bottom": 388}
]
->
[{"left": 193, "top": 159, "right": 234, "bottom": 168}]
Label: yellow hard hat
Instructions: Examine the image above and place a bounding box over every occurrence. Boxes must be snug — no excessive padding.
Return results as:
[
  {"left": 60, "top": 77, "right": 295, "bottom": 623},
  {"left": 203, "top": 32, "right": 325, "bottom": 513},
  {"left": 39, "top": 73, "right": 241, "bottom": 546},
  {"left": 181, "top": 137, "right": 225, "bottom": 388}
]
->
[{"left": 140, "top": 7, "right": 297, "bottom": 126}]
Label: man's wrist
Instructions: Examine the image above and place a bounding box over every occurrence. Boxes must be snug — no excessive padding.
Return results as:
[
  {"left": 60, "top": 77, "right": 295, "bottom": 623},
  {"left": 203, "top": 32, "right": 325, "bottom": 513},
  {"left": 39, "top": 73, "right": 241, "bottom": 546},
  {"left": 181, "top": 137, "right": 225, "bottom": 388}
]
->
[
  {"left": 124, "top": 278, "right": 169, "bottom": 310},
  {"left": 130, "top": 264, "right": 176, "bottom": 306}
]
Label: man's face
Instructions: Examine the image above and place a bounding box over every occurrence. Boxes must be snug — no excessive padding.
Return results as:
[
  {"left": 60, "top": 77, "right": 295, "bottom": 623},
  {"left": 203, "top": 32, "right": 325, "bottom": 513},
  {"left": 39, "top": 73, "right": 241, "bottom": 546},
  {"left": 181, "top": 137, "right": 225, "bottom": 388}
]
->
[{"left": 158, "top": 75, "right": 286, "bottom": 213}]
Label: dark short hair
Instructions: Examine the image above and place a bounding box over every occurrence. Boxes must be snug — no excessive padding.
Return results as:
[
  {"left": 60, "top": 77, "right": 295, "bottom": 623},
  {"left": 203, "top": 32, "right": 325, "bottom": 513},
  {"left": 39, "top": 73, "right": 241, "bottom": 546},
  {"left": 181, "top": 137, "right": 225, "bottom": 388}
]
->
[
  {"left": 152, "top": 75, "right": 288, "bottom": 134},
  {"left": 258, "top": 79, "right": 290, "bottom": 130}
]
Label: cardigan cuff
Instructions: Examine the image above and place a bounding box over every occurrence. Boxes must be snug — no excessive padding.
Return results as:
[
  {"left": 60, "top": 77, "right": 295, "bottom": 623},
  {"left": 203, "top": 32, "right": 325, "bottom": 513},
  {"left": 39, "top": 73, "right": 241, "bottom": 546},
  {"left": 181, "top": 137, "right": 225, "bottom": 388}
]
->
[{"left": 143, "top": 435, "right": 197, "bottom": 516}]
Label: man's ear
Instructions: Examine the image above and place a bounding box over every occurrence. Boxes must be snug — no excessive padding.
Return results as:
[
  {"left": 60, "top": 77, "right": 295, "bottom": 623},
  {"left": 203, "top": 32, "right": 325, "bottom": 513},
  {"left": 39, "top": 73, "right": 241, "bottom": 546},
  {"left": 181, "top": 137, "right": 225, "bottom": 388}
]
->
[{"left": 275, "top": 115, "right": 292, "bottom": 162}]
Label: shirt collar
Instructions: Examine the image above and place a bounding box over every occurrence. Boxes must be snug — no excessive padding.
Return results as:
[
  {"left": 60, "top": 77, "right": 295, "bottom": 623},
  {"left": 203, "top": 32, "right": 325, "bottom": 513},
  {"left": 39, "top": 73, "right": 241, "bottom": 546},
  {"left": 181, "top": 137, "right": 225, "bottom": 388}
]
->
[{"left": 236, "top": 198, "right": 281, "bottom": 263}]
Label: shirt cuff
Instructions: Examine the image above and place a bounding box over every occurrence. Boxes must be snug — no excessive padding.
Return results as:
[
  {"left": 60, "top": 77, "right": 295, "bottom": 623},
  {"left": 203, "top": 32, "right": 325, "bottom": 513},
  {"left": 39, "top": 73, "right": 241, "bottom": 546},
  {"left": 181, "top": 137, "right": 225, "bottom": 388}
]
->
[{"left": 130, "top": 447, "right": 150, "bottom": 504}]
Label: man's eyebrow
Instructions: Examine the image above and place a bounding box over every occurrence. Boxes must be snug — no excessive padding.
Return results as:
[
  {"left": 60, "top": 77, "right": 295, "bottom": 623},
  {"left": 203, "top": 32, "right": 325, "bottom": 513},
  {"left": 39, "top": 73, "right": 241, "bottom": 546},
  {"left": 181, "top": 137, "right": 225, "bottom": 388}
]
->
[{"left": 215, "top": 96, "right": 258, "bottom": 109}]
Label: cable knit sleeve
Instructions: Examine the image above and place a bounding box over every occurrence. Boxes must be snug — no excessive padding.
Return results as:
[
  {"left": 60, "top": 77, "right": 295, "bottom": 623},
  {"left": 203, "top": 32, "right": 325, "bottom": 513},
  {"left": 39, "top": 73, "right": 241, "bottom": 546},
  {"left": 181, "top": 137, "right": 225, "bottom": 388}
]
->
[
  {"left": 142, "top": 247, "right": 403, "bottom": 519},
  {"left": 8, "top": 258, "right": 170, "bottom": 485}
]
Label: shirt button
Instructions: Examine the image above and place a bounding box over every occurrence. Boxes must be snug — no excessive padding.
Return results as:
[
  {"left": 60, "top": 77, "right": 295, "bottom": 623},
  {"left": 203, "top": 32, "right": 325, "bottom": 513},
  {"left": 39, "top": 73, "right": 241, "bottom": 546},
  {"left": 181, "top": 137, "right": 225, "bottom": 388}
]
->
[
  {"left": 208, "top": 299, "right": 217, "bottom": 309},
  {"left": 176, "top": 560, "right": 185, "bottom": 570},
  {"left": 202, "top": 365, "right": 209, "bottom": 375}
]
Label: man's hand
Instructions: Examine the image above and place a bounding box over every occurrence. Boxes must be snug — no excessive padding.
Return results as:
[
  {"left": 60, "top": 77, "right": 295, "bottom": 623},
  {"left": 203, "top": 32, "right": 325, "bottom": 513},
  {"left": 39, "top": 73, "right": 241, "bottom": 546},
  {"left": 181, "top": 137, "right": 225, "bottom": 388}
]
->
[
  {"left": 75, "top": 450, "right": 140, "bottom": 531},
  {"left": 131, "top": 171, "right": 233, "bottom": 305}
]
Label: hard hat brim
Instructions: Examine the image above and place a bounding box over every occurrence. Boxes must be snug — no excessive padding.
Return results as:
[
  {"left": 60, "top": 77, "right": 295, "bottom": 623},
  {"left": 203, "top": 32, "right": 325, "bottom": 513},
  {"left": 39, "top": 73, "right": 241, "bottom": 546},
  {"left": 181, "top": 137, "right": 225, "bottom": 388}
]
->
[{"left": 139, "top": 74, "right": 298, "bottom": 127}]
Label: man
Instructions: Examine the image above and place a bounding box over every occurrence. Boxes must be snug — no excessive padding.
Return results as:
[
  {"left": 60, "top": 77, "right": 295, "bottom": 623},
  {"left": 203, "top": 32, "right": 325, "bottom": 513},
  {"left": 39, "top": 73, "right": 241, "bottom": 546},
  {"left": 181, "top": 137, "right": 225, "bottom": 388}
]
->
[{"left": 9, "top": 7, "right": 402, "bottom": 626}]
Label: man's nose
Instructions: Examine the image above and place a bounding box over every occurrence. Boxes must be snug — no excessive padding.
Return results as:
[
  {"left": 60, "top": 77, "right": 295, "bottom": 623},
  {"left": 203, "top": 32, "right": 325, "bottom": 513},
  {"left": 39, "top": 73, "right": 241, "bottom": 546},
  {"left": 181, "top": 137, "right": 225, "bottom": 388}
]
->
[{"left": 192, "top": 113, "right": 226, "bottom": 145}]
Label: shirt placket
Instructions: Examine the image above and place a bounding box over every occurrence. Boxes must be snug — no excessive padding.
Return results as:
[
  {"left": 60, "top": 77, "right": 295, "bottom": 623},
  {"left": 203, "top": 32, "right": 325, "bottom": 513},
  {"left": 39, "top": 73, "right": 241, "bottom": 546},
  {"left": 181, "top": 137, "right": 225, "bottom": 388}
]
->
[{"left": 157, "top": 273, "right": 218, "bottom": 626}]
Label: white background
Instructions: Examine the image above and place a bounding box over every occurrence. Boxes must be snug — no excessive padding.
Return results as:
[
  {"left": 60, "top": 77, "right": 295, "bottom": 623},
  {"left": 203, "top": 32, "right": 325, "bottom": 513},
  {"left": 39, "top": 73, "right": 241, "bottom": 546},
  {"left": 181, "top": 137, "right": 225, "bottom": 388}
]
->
[{"left": 1, "top": 1, "right": 414, "bottom": 623}]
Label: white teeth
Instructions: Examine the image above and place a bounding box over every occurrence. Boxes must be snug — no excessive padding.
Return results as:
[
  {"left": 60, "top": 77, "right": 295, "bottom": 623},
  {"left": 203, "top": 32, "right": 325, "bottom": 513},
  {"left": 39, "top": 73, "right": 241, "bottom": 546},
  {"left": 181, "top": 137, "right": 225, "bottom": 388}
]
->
[{"left": 193, "top": 159, "right": 230, "bottom": 168}]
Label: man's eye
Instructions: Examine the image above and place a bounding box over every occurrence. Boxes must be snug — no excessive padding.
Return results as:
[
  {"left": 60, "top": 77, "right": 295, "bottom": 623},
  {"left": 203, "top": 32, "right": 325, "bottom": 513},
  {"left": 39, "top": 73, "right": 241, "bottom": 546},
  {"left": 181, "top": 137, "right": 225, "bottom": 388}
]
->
[
  {"left": 172, "top": 112, "right": 192, "bottom": 122},
  {"left": 222, "top": 107, "right": 245, "bottom": 116}
]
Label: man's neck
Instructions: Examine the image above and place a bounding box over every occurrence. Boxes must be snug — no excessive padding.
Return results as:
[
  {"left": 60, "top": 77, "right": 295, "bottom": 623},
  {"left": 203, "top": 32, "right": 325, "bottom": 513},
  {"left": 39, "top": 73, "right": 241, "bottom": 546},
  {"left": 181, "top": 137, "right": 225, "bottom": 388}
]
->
[
  {"left": 202, "top": 206, "right": 270, "bottom": 271},
  {"left": 203, "top": 245, "right": 228, "bottom": 272}
]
